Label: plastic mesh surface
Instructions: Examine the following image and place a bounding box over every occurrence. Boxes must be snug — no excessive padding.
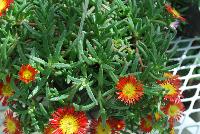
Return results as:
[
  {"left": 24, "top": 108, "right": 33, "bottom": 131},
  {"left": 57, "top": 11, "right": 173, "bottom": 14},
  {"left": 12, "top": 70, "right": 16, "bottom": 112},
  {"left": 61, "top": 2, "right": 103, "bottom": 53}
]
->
[{"left": 168, "top": 37, "right": 200, "bottom": 134}]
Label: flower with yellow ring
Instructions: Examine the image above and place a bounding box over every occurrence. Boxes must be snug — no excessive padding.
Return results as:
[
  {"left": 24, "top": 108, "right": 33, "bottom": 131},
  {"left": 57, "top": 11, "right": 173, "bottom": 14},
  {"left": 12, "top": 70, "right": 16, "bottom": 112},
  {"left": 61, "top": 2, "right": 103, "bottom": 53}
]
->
[
  {"left": 116, "top": 75, "right": 144, "bottom": 104},
  {"left": 18, "top": 64, "right": 38, "bottom": 84},
  {"left": 3, "top": 110, "right": 22, "bottom": 134},
  {"left": 49, "top": 106, "right": 88, "bottom": 134},
  {"left": 0, "top": 76, "right": 14, "bottom": 106},
  {"left": 160, "top": 79, "right": 181, "bottom": 102},
  {"left": 162, "top": 102, "right": 185, "bottom": 121}
]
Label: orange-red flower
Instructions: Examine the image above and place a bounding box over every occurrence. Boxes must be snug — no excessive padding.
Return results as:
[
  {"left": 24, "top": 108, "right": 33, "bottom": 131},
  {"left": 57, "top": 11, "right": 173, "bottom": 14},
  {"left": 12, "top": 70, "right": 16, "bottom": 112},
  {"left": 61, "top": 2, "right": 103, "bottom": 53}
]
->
[
  {"left": 158, "top": 73, "right": 182, "bottom": 102},
  {"left": 0, "top": 0, "right": 14, "bottom": 16},
  {"left": 116, "top": 75, "right": 144, "bottom": 104},
  {"left": 165, "top": 4, "right": 186, "bottom": 22},
  {"left": 49, "top": 106, "right": 88, "bottom": 134},
  {"left": 160, "top": 79, "right": 182, "bottom": 102},
  {"left": 140, "top": 115, "right": 153, "bottom": 133},
  {"left": 0, "top": 76, "right": 14, "bottom": 106},
  {"left": 90, "top": 117, "right": 125, "bottom": 134},
  {"left": 162, "top": 102, "right": 185, "bottom": 122},
  {"left": 110, "top": 118, "right": 125, "bottom": 131},
  {"left": 44, "top": 125, "right": 55, "bottom": 134},
  {"left": 3, "top": 110, "right": 22, "bottom": 134},
  {"left": 18, "top": 64, "right": 38, "bottom": 84}
]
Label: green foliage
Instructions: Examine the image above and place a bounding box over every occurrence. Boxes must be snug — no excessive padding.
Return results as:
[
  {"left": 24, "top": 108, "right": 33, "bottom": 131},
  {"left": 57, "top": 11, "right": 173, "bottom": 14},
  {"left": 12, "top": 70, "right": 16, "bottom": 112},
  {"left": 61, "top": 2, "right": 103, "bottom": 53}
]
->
[{"left": 0, "top": 0, "right": 178, "bottom": 133}]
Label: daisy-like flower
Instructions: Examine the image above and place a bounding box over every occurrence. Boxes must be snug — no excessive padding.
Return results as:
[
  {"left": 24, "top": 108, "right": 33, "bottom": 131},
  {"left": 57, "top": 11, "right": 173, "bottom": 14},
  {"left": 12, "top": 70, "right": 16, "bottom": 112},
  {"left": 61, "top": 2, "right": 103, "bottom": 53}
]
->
[
  {"left": 3, "top": 110, "right": 22, "bottom": 134},
  {"left": 165, "top": 4, "right": 186, "bottom": 22},
  {"left": 158, "top": 73, "right": 182, "bottom": 102},
  {"left": 44, "top": 125, "right": 55, "bottom": 134},
  {"left": 49, "top": 106, "right": 88, "bottom": 134},
  {"left": 116, "top": 75, "right": 144, "bottom": 104},
  {"left": 140, "top": 115, "right": 153, "bottom": 133},
  {"left": 162, "top": 102, "right": 185, "bottom": 122},
  {"left": 0, "top": 0, "right": 14, "bottom": 16},
  {"left": 90, "top": 117, "right": 124, "bottom": 134},
  {"left": 160, "top": 79, "right": 182, "bottom": 102},
  {"left": 0, "top": 76, "right": 14, "bottom": 106},
  {"left": 18, "top": 64, "right": 38, "bottom": 84}
]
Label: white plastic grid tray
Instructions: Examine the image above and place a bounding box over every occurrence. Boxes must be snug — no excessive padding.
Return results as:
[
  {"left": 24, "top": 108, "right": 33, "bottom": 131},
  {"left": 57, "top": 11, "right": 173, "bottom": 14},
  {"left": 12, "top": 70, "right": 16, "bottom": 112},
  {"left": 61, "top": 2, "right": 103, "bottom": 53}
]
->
[{"left": 169, "top": 37, "right": 200, "bottom": 134}]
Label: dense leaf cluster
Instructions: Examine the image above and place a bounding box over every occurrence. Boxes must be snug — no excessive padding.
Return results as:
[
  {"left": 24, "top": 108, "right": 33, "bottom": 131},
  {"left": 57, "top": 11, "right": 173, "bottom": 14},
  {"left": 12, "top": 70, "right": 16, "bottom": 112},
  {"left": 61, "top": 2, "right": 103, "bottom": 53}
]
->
[{"left": 0, "top": 0, "right": 177, "bottom": 133}]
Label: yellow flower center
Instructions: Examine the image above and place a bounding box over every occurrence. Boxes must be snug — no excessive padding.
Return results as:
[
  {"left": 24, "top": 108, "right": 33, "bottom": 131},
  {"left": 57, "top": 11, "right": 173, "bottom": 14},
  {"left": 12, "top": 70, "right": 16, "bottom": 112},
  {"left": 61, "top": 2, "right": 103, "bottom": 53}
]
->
[
  {"left": 154, "top": 112, "right": 161, "bottom": 121},
  {"left": 97, "top": 122, "right": 111, "bottom": 134},
  {"left": 0, "top": 0, "right": 6, "bottom": 11},
  {"left": 117, "top": 124, "right": 121, "bottom": 129},
  {"left": 2, "top": 84, "right": 13, "bottom": 97},
  {"left": 22, "top": 70, "right": 33, "bottom": 80},
  {"left": 122, "top": 83, "right": 136, "bottom": 98},
  {"left": 161, "top": 83, "right": 176, "bottom": 95},
  {"left": 59, "top": 115, "right": 78, "bottom": 134},
  {"left": 172, "top": 8, "right": 181, "bottom": 17},
  {"left": 144, "top": 119, "right": 151, "bottom": 128},
  {"left": 168, "top": 105, "right": 180, "bottom": 117},
  {"left": 170, "top": 128, "right": 175, "bottom": 134},
  {"left": 6, "top": 118, "right": 17, "bottom": 133}
]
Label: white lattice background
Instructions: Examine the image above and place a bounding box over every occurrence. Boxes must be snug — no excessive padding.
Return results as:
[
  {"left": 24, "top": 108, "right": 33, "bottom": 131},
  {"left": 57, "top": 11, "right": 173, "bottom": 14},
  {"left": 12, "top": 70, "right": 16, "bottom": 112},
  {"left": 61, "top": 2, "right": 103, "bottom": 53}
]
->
[{"left": 169, "top": 37, "right": 200, "bottom": 134}]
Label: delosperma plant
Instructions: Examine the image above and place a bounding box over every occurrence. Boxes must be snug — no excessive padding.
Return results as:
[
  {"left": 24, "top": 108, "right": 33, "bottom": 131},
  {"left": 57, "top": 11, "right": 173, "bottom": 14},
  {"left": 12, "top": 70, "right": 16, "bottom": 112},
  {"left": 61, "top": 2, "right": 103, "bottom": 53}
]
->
[{"left": 0, "top": 0, "right": 186, "bottom": 133}]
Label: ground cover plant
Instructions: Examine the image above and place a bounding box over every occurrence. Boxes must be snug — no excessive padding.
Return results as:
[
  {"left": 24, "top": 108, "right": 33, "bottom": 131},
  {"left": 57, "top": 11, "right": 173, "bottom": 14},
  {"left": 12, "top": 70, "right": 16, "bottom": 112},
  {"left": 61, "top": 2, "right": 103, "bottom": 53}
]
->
[{"left": 0, "top": 0, "right": 186, "bottom": 133}]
